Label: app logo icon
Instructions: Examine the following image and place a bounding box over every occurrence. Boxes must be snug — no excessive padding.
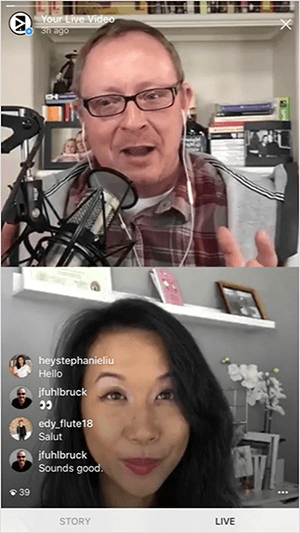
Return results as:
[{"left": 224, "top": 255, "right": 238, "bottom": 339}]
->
[{"left": 9, "top": 12, "right": 33, "bottom": 35}]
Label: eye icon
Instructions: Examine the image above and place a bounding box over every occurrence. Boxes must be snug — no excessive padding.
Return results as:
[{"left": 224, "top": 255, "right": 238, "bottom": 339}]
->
[
  {"left": 9, "top": 489, "right": 17, "bottom": 496},
  {"left": 39, "top": 400, "right": 45, "bottom": 410},
  {"left": 46, "top": 400, "right": 52, "bottom": 410}
]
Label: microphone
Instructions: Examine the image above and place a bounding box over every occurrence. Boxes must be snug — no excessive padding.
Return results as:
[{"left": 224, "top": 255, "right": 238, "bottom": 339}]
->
[{"left": 34, "top": 167, "right": 138, "bottom": 266}]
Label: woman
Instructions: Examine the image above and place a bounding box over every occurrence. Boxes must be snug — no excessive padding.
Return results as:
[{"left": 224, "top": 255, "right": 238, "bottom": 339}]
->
[
  {"left": 55, "top": 138, "right": 79, "bottom": 163},
  {"left": 13, "top": 355, "right": 31, "bottom": 378},
  {"left": 41, "top": 298, "right": 240, "bottom": 508}
]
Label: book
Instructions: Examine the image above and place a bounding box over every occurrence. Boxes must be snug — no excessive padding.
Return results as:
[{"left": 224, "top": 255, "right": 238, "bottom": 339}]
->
[
  {"left": 207, "top": 1, "right": 218, "bottom": 13},
  {"left": 63, "top": 1, "right": 75, "bottom": 14},
  {"left": 187, "top": 1, "right": 195, "bottom": 13},
  {"left": 35, "top": 1, "right": 50, "bottom": 15},
  {"left": 209, "top": 124, "right": 244, "bottom": 133},
  {"left": 213, "top": 114, "right": 278, "bottom": 122},
  {"left": 45, "top": 93, "right": 77, "bottom": 105},
  {"left": 269, "top": 434, "right": 280, "bottom": 489},
  {"left": 240, "top": 1, "right": 249, "bottom": 12},
  {"left": 215, "top": 102, "right": 273, "bottom": 114},
  {"left": 261, "top": 1, "right": 274, "bottom": 12},
  {"left": 200, "top": 1, "right": 208, "bottom": 13},
  {"left": 212, "top": 96, "right": 291, "bottom": 122},
  {"left": 51, "top": 1, "right": 64, "bottom": 15},
  {"left": 149, "top": 269, "right": 184, "bottom": 306},
  {"left": 75, "top": 2, "right": 147, "bottom": 15},
  {"left": 209, "top": 132, "right": 244, "bottom": 139},
  {"left": 218, "top": 1, "right": 228, "bottom": 12},
  {"left": 64, "top": 103, "right": 72, "bottom": 122},
  {"left": 227, "top": 1, "right": 235, "bottom": 13},
  {"left": 248, "top": 1, "right": 261, "bottom": 12},
  {"left": 277, "top": 96, "right": 291, "bottom": 120},
  {"left": 217, "top": 110, "right": 272, "bottom": 117},
  {"left": 252, "top": 454, "right": 267, "bottom": 492},
  {"left": 46, "top": 106, "right": 64, "bottom": 121}
]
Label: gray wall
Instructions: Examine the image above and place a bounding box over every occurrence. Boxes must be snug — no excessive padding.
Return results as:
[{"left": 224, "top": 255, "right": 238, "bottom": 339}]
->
[{"left": 1, "top": 267, "right": 298, "bottom": 508}]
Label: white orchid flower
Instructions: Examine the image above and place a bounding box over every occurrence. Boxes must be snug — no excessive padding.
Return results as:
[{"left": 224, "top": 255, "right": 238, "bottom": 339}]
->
[
  {"left": 239, "top": 364, "right": 263, "bottom": 389},
  {"left": 247, "top": 381, "right": 268, "bottom": 406},
  {"left": 227, "top": 364, "right": 243, "bottom": 382}
]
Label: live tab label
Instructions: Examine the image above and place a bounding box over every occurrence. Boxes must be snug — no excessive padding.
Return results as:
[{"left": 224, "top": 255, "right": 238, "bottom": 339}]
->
[{"left": 215, "top": 517, "right": 235, "bottom": 526}]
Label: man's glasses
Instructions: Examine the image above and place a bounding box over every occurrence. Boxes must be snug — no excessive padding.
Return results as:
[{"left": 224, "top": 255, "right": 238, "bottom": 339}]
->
[
  {"left": 82, "top": 81, "right": 183, "bottom": 118},
  {"left": 17, "top": 393, "right": 26, "bottom": 396},
  {"left": 17, "top": 455, "right": 26, "bottom": 459}
]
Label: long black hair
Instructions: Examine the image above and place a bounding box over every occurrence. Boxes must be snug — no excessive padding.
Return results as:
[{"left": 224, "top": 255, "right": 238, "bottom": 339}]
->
[
  {"left": 41, "top": 298, "right": 240, "bottom": 508},
  {"left": 16, "top": 355, "right": 25, "bottom": 368}
]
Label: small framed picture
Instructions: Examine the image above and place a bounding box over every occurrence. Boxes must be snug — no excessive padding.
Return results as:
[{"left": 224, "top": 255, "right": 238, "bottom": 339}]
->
[
  {"left": 244, "top": 121, "right": 292, "bottom": 167},
  {"left": 216, "top": 281, "right": 267, "bottom": 320}
]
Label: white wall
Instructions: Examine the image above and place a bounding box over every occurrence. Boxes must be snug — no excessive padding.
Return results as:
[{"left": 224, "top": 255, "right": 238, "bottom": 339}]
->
[{"left": 54, "top": 38, "right": 273, "bottom": 126}]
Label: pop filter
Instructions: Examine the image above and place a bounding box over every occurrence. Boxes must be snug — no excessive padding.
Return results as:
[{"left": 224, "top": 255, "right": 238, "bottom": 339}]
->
[{"left": 88, "top": 167, "right": 138, "bottom": 209}]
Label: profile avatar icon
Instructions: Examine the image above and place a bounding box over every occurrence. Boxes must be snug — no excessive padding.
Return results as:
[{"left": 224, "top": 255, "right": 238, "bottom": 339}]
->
[
  {"left": 10, "top": 450, "right": 33, "bottom": 472},
  {"left": 9, "top": 12, "right": 33, "bottom": 36},
  {"left": 10, "top": 386, "right": 32, "bottom": 409},
  {"left": 9, "top": 417, "right": 33, "bottom": 441},
  {"left": 9, "top": 355, "right": 33, "bottom": 379}
]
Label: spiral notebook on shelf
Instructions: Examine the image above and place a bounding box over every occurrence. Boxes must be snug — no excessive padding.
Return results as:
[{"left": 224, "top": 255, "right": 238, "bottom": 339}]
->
[{"left": 149, "top": 269, "right": 184, "bottom": 306}]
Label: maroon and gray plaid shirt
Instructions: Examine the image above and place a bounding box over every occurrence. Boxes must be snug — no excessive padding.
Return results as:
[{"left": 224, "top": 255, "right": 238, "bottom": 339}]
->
[{"left": 64, "top": 151, "right": 227, "bottom": 266}]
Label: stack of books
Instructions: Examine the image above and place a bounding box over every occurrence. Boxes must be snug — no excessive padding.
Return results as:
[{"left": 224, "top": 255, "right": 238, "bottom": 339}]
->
[
  {"left": 209, "top": 97, "right": 292, "bottom": 167},
  {"left": 42, "top": 93, "right": 78, "bottom": 122},
  {"left": 208, "top": 120, "right": 245, "bottom": 166}
]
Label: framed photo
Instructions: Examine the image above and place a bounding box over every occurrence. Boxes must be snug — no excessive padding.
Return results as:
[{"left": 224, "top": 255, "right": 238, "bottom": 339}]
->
[
  {"left": 42, "top": 121, "right": 84, "bottom": 170},
  {"left": 216, "top": 281, "right": 267, "bottom": 320},
  {"left": 245, "top": 121, "right": 292, "bottom": 167}
]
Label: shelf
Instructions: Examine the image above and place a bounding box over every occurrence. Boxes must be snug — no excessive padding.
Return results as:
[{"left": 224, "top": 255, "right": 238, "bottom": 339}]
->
[
  {"left": 34, "top": 13, "right": 295, "bottom": 42},
  {"left": 12, "top": 272, "right": 275, "bottom": 330}
]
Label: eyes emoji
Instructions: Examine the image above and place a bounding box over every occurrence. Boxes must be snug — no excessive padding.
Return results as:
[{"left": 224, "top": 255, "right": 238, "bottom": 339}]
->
[{"left": 39, "top": 400, "right": 52, "bottom": 410}]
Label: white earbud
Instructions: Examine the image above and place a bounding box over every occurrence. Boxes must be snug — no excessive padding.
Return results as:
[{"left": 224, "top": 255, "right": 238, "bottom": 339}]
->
[{"left": 181, "top": 110, "right": 187, "bottom": 125}]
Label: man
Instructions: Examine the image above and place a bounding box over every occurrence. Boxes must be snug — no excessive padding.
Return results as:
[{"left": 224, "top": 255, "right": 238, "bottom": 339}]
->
[
  {"left": 11, "top": 388, "right": 32, "bottom": 409},
  {"left": 2, "top": 19, "right": 281, "bottom": 267},
  {"left": 11, "top": 451, "right": 32, "bottom": 472}
]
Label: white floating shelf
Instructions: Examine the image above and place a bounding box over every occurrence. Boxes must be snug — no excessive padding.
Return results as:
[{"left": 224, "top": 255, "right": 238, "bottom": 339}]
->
[
  {"left": 34, "top": 13, "right": 294, "bottom": 42},
  {"left": 12, "top": 272, "right": 275, "bottom": 330}
]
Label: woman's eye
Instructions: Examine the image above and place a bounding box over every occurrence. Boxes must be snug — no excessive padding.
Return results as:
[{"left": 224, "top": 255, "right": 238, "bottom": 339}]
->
[
  {"left": 103, "top": 391, "right": 126, "bottom": 401},
  {"left": 156, "top": 389, "right": 175, "bottom": 401}
]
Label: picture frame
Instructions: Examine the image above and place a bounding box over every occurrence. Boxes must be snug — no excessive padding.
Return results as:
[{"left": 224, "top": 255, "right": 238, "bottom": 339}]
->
[
  {"left": 42, "top": 120, "right": 82, "bottom": 170},
  {"left": 216, "top": 281, "right": 267, "bottom": 320},
  {"left": 244, "top": 121, "right": 292, "bottom": 167}
]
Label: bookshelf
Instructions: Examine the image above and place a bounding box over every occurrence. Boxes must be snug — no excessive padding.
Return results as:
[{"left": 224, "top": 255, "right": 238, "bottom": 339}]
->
[{"left": 12, "top": 271, "right": 276, "bottom": 330}]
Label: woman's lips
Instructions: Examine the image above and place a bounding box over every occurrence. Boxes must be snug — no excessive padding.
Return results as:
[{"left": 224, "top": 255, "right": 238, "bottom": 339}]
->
[{"left": 123, "top": 458, "right": 161, "bottom": 476}]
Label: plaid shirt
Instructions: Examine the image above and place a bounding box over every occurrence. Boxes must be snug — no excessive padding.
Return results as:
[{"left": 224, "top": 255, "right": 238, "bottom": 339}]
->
[{"left": 64, "top": 151, "right": 227, "bottom": 266}]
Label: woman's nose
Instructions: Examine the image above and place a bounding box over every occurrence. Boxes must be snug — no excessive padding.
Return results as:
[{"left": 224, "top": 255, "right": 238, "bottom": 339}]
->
[{"left": 123, "top": 406, "right": 161, "bottom": 446}]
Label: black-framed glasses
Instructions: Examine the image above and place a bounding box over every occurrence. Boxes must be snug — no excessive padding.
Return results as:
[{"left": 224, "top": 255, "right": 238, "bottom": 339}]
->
[
  {"left": 82, "top": 81, "right": 183, "bottom": 117},
  {"left": 17, "top": 393, "right": 26, "bottom": 396},
  {"left": 17, "top": 455, "right": 26, "bottom": 459}
]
